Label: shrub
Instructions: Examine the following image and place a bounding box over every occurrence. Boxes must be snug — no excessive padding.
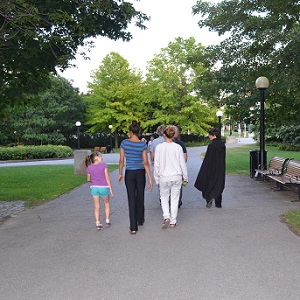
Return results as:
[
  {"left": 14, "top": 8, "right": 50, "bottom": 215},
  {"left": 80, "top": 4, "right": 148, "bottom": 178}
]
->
[
  {"left": 278, "top": 143, "right": 300, "bottom": 151},
  {"left": 0, "top": 145, "right": 73, "bottom": 161},
  {"left": 267, "top": 125, "right": 300, "bottom": 146}
]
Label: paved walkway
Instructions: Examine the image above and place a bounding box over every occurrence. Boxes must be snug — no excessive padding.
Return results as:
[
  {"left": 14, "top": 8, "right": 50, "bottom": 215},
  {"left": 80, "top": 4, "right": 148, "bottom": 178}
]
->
[{"left": 1, "top": 139, "right": 300, "bottom": 299}]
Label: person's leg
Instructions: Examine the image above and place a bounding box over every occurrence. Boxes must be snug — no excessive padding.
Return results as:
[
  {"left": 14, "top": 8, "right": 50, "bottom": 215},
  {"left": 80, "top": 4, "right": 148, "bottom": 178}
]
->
[
  {"left": 169, "top": 180, "right": 182, "bottom": 225},
  {"left": 136, "top": 169, "right": 146, "bottom": 225},
  {"left": 93, "top": 195, "right": 101, "bottom": 223},
  {"left": 92, "top": 194, "right": 103, "bottom": 230},
  {"left": 125, "top": 170, "right": 138, "bottom": 232},
  {"left": 160, "top": 181, "right": 171, "bottom": 221},
  {"left": 206, "top": 198, "right": 214, "bottom": 208},
  {"left": 215, "top": 194, "right": 222, "bottom": 208},
  {"left": 102, "top": 195, "right": 111, "bottom": 225},
  {"left": 178, "top": 185, "right": 183, "bottom": 208}
]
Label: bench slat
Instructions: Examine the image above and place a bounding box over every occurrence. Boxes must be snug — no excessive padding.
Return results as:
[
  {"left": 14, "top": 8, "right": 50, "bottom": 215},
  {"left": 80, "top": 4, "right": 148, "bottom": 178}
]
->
[{"left": 255, "top": 156, "right": 288, "bottom": 176}]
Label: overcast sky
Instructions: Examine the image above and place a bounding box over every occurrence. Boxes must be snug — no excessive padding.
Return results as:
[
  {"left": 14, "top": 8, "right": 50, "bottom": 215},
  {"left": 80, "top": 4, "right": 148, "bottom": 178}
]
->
[{"left": 59, "top": 0, "right": 223, "bottom": 93}]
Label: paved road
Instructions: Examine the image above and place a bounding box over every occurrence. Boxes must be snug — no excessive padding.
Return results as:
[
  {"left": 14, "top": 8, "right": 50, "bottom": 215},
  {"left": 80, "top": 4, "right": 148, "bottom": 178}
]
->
[{"left": 1, "top": 139, "right": 300, "bottom": 299}]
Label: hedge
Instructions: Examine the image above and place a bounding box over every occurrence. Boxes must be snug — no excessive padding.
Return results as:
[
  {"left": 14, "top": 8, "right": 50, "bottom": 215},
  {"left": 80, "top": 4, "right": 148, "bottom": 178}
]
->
[{"left": 0, "top": 145, "right": 73, "bottom": 161}]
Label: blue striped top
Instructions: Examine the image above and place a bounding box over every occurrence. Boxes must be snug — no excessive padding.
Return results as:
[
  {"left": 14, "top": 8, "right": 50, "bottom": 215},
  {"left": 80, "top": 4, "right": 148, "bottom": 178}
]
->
[{"left": 120, "top": 139, "right": 147, "bottom": 170}]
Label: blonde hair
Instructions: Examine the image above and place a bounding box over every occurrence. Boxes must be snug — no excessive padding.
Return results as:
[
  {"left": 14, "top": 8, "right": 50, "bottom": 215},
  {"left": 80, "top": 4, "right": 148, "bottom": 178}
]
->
[{"left": 163, "top": 125, "right": 176, "bottom": 139}]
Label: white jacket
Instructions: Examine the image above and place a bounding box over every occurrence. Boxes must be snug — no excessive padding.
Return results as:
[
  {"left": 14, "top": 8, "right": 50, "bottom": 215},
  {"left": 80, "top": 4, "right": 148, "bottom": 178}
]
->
[{"left": 154, "top": 141, "right": 188, "bottom": 185}]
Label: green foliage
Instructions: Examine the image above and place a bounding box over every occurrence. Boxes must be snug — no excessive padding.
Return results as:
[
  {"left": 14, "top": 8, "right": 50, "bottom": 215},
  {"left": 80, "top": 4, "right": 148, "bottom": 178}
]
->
[
  {"left": 0, "top": 0, "right": 149, "bottom": 111},
  {"left": 277, "top": 125, "right": 300, "bottom": 147},
  {"left": 0, "top": 145, "right": 73, "bottom": 161},
  {"left": 142, "top": 37, "right": 214, "bottom": 134},
  {"left": 85, "top": 52, "right": 144, "bottom": 136},
  {"left": 0, "top": 74, "right": 86, "bottom": 146},
  {"left": 278, "top": 144, "right": 300, "bottom": 152},
  {"left": 192, "top": 0, "right": 300, "bottom": 129},
  {"left": 266, "top": 125, "right": 300, "bottom": 151}
]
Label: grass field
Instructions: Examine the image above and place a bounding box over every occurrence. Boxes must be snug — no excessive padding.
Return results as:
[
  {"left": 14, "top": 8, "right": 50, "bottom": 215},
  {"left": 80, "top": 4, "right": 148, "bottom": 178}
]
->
[
  {"left": 283, "top": 210, "right": 300, "bottom": 235},
  {"left": 0, "top": 164, "right": 118, "bottom": 207},
  {"left": 226, "top": 144, "right": 300, "bottom": 174}
]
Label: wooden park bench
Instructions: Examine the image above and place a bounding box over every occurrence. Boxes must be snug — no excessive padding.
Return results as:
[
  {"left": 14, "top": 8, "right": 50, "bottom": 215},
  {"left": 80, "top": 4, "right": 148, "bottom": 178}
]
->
[
  {"left": 255, "top": 156, "right": 289, "bottom": 179},
  {"left": 93, "top": 146, "right": 107, "bottom": 153},
  {"left": 99, "top": 147, "right": 107, "bottom": 154},
  {"left": 267, "top": 159, "right": 300, "bottom": 201}
]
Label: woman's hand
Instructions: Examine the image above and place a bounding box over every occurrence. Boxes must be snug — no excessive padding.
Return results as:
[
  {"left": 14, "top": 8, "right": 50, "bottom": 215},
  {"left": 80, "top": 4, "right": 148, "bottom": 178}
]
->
[
  {"left": 118, "top": 174, "right": 123, "bottom": 184},
  {"left": 148, "top": 179, "right": 153, "bottom": 192}
]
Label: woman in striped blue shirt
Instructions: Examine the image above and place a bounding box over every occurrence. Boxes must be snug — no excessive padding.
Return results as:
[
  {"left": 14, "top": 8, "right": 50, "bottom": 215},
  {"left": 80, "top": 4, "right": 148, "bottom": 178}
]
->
[{"left": 118, "top": 120, "right": 153, "bottom": 234}]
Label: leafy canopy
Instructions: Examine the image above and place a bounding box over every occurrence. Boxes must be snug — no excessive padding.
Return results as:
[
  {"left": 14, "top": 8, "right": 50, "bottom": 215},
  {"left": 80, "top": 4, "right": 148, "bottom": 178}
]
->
[
  {"left": 192, "top": 0, "right": 300, "bottom": 127},
  {"left": 142, "top": 37, "right": 213, "bottom": 135},
  {"left": 0, "top": 0, "right": 149, "bottom": 110},
  {"left": 84, "top": 52, "right": 144, "bottom": 137},
  {"left": 0, "top": 75, "right": 85, "bottom": 145}
]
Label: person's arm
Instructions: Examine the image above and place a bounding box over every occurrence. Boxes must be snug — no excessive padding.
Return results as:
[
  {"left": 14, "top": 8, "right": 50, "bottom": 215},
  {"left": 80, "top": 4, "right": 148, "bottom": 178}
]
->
[
  {"left": 87, "top": 173, "right": 91, "bottom": 182},
  {"left": 142, "top": 150, "right": 153, "bottom": 191},
  {"left": 183, "top": 152, "right": 188, "bottom": 162},
  {"left": 179, "top": 149, "right": 188, "bottom": 183},
  {"left": 150, "top": 150, "right": 155, "bottom": 166},
  {"left": 104, "top": 168, "right": 114, "bottom": 197},
  {"left": 118, "top": 148, "right": 125, "bottom": 183},
  {"left": 153, "top": 147, "right": 160, "bottom": 185},
  {"left": 150, "top": 141, "right": 156, "bottom": 166},
  {"left": 181, "top": 143, "right": 188, "bottom": 162}
]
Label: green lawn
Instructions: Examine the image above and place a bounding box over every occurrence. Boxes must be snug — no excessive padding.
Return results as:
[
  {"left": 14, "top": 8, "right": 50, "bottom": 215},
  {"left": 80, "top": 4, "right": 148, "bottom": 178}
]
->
[
  {"left": 0, "top": 164, "right": 118, "bottom": 207},
  {"left": 283, "top": 210, "right": 300, "bottom": 235},
  {"left": 226, "top": 144, "right": 300, "bottom": 174}
]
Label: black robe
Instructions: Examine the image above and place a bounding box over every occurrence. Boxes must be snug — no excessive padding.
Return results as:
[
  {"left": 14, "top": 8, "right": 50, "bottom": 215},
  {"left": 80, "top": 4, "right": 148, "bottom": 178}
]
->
[{"left": 194, "top": 138, "right": 226, "bottom": 200}]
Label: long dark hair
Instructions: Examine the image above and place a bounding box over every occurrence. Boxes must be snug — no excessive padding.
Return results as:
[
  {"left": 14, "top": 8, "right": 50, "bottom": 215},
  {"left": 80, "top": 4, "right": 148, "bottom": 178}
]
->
[
  {"left": 129, "top": 120, "right": 141, "bottom": 136},
  {"left": 85, "top": 151, "right": 101, "bottom": 167}
]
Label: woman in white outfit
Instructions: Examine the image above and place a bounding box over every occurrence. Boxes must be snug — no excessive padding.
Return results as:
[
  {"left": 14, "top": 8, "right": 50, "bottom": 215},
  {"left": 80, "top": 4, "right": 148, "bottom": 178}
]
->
[{"left": 154, "top": 125, "right": 188, "bottom": 228}]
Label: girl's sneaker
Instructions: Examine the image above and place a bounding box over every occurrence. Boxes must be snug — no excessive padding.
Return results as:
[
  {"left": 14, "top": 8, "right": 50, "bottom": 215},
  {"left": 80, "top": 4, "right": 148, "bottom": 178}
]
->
[
  {"left": 105, "top": 222, "right": 111, "bottom": 228},
  {"left": 96, "top": 224, "right": 104, "bottom": 230}
]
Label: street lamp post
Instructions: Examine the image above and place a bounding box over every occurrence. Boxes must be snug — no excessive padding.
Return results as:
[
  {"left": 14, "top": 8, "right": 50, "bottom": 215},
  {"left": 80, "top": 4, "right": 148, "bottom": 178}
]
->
[
  {"left": 13, "top": 131, "right": 17, "bottom": 145},
  {"left": 108, "top": 124, "right": 113, "bottom": 153},
  {"left": 76, "top": 121, "right": 81, "bottom": 150},
  {"left": 255, "top": 76, "right": 270, "bottom": 170},
  {"left": 216, "top": 110, "right": 223, "bottom": 131}
]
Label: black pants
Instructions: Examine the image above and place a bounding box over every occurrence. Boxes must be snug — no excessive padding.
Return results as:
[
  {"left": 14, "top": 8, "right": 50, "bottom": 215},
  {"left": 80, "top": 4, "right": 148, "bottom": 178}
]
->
[{"left": 125, "top": 169, "right": 146, "bottom": 231}]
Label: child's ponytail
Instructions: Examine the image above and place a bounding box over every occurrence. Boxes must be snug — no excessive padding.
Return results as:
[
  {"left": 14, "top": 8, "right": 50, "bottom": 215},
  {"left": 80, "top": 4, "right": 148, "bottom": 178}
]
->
[
  {"left": 85, "top": 154, "right": 92, "bottom": 167},
  {"left": 85, "top": 151, "right": 101, "bottom": 167}
]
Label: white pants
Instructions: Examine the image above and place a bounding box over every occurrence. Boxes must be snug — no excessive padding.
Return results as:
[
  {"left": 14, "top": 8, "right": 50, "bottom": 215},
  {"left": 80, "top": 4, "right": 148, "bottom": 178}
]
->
[{"left": 159, "top": 179, "right": 182, "bottom": 224}]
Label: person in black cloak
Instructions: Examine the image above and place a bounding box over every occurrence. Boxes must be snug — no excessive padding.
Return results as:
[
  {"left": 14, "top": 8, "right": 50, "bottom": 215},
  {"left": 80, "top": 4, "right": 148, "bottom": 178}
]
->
[{"left": 194, "top": 127, "right": 226, "bottom": 208}]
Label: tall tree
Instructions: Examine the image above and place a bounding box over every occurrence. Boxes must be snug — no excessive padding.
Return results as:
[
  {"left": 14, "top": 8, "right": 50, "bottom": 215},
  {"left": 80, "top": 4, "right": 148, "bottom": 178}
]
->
[
  {"left": 0, "top": 75, "right": 85, "bottom": 145},
  {"left": 142, "top": 37, "right": 213, "bottom": 135},
  {"left": 84, "top": 52, "right": 144, "bottom": 145},
  {"left": 0, "top": 0, "right": 149, "bottom": 111},
  {"left": 192, "top": 0, "right": 300, "bottom": 127}
]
